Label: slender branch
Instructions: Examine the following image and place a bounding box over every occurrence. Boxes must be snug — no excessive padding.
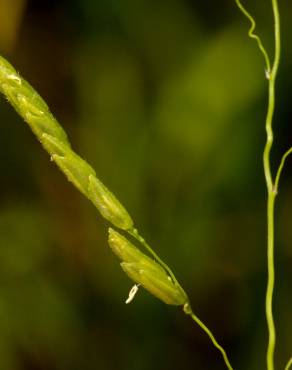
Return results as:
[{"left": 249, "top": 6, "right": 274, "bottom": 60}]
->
[
  {"left": 183, "top": 305, "right": 234, "bottom": 370},
  {"left": 284, "top": 358, "right": 292, "bottom": 370},
  {"left": 234, "top": 2, "right": 282, "bottom": 370},
  {"left": 271, "top": 0, "right": 281, "bottom": 77},
  {"left": 265, "top": 193, "right": 276, "bottom": 370},
  {"left": 234, "top": 0, "right": 271, "bottom": 73},
  {"left": 264, "top": 1, "right": 281, "bottom": 369},
  {"left": 263, "top": 0, "right": 281, "bottom": 193},
  {"left": 274, "top": 147, "right": 292, "bottom": 193}
]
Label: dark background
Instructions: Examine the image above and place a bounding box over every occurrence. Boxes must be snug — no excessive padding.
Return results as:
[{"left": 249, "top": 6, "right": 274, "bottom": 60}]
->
[{"left": 0, "top": 0, "right": 291, "bottom": 369}]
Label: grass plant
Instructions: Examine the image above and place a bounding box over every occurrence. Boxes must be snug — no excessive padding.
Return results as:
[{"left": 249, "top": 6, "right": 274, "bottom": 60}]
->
[{"left": 0, "top": 1, "right": 291, "bottom": 369}]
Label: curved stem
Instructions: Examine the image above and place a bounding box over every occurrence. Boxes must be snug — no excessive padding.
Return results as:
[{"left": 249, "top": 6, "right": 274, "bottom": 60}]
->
[
  {"left": 184, "top": 305, "right": 234, "bottom": 370},
  {"left": 234, "top": 0, "right": 271, "bottom": 73},
  {"left": 265, "top": 193, "right": 276, "bottom": 370},
  {"left": 263, "top": 1, "right": 281, "bottom": 370},
  {"left": 274, "top": 147, "right": 292, "bottom": 193},
  {"left": 263, "top": 0, "right": 281, "bottom": 193}
]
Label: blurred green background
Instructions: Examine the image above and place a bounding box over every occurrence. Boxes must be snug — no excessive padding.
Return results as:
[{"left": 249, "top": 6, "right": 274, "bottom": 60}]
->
[{"left": 0, "top": 0, "right": 291, "bottom": 369}]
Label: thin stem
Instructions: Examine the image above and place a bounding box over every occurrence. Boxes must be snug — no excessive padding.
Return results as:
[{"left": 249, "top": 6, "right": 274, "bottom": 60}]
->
[
  {"left": 284, "top": 358, "right": 292, "bottom": 370},
  {"left": 274, "top": 147, "right": 292, "bottom": 193},
  {"left": 265, "top": 193, "right": 276, "bottom": 370},
  {"left": 234, "top": 2, "right": 281, "bottom": 368},
  {"left": 184, "top": 306, "right": 234, "bottom": 370},
  {"left": 234, "top": 0, "right": 271, "bottom": 73},
  {"left": 263, "top": 0, "right": 281, "bottom": 193},
  {"left": 272, "top": 0, "right": 281, "bottom": 76},
  {"left": 263, "top": 1, "right": 281, "bottom": 369}
]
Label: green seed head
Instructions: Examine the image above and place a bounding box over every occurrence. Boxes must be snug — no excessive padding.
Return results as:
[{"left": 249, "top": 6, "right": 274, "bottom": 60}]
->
[
  {"left": 0, "top": 55, "right": 133, "bottom": 232},
  {"left": 0, "top": 54, "right": 189, "bottom": 309},
  {"left": 41, "top": 135, "right": 132, "bottom": 230}
]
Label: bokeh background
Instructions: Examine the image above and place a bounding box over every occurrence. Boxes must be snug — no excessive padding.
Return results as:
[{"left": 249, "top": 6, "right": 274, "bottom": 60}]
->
[{"left": 0, "top": 0, "right": 291, "bottom": 369}]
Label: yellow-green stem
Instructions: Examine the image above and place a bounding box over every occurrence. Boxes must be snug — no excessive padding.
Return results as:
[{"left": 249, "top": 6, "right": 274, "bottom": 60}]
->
[
  {"left": 274, "top": 148, "right": 292, "bottom": 192},
  {"left": 265, "top": 193, "right": 276, "bottom": 370},
  {"left": 184, "top": 307, "right": 234, "bottom": 370},
  {"left": 263, "top": 1, "right": 280, "bottom": 370}
]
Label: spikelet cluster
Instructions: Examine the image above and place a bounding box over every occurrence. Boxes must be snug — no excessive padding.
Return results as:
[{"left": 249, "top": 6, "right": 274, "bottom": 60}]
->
[
  {"left": 0, "top": 55, "right": 133, "bottom": 230},
  {"left": 0, "top": 54, "right": 187, "bottom": 307}
]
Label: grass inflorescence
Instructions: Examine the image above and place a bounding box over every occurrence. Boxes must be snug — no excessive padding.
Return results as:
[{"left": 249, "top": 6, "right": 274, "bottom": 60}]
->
[{"left": 0, "top": 1, "right": 291, "bottom": 369}]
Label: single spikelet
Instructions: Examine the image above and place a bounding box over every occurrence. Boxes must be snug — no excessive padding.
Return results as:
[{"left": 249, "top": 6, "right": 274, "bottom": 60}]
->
[
  {"left": 41, "top": 133, "right": 96, "bottom": 196},
  {"left": 108, "top": 228, "right": 162, "bottom": 267},
  {"left": 88, "top": 178, "right": 133, "bottom": 230},
  {"left": 108, "top": 228, "right": 188, "bottom": 306},
  {"left": 121, "top": 262, "right": 188, "bottom": 306}
]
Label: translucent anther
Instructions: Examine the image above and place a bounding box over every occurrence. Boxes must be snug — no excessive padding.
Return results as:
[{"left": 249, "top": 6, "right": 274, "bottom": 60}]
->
[{"left": 125, "top": 284, "right": 139, "bottom": 304}]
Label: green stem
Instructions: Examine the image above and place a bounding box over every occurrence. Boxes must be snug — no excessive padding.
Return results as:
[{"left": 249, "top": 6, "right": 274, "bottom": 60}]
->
[
  {"left": 265, "top": 193, "right": 276, "bottom": 370},
  {"left": 263, "top": 1, "right": 281, "bottom": 370},
  {"left": 234, "top": 0, "right": 271, "bottom": 73},
  {"left": 128, "top": 228, "right": 236, "bottom": 370},
  {"left": 235, "top": 1, "right": 285, "bottom": 370},
  {"left": 263, "top": 0, "right": 281, "bottom": 193},
  {"left": 274, "top": 148, "right": 292, "bottom": 193},
  {"left": 184, "top": 305, "right": 234, "bottom": 370}
]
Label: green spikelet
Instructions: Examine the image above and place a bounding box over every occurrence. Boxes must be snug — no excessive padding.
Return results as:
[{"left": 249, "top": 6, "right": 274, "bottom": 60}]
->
[
  {"left": 41, "top": 133, "right": 96, "bottom": 196},
  {"left": 121, "top": 262, "right": 188, "bottom": 306},
  {"left": 108, "top": 228, "right": 164, "bottom": 270},
  {"left": 108, "top": 229, "right": 188, "bottom": 306},
  {"left": 88, "top": 176, "right": 133, "bottom": 230}
]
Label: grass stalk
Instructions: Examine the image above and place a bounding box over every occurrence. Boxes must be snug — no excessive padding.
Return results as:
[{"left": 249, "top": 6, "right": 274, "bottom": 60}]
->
[
  {"left": 263, "top": 1, "right": 280, "bottom": 369},
  {"left": 183, "top": 304, "right": 234, "bottom": 370}
]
